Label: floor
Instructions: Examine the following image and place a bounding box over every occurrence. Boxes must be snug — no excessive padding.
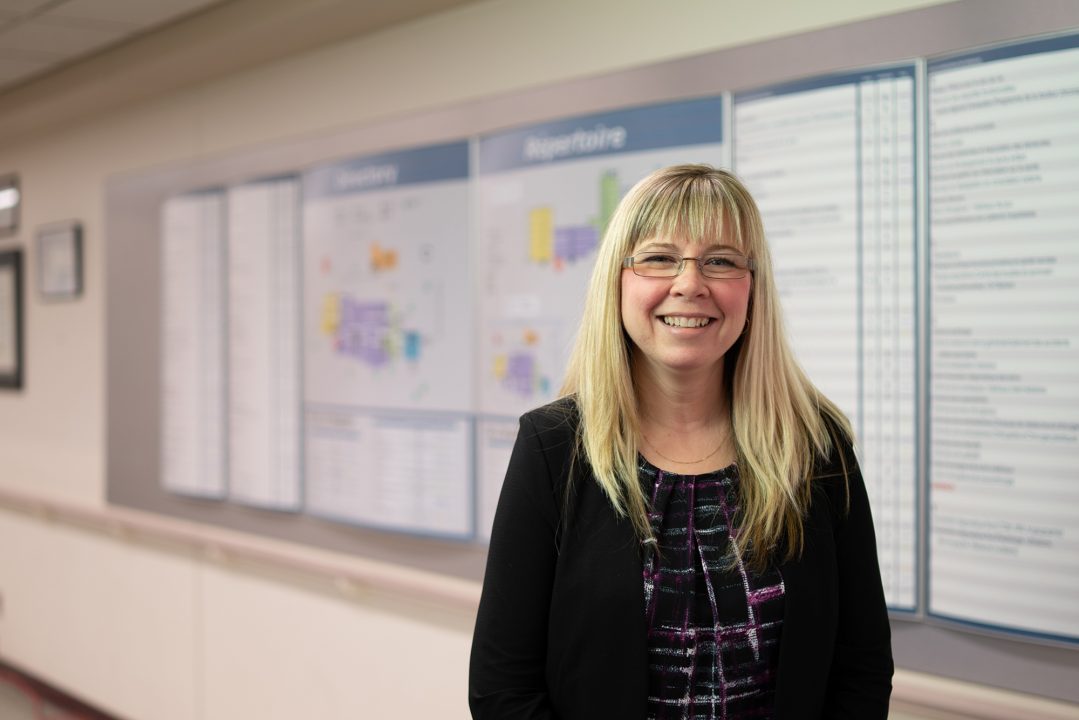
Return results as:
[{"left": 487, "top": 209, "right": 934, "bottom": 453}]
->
[
  {"left": 0, "top": 677, "right": 71, "bottom": 719},
  {"left": 0, "top": 663, "right": 956, "bottom": 720},
  {"left": 0, "top": 665, "right": 116, "bottom": 720}
]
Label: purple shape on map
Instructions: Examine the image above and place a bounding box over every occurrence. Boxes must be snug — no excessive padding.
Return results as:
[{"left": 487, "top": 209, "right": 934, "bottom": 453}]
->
[
  {"left": 555, "top": 225, "right": 599, "bottom": 263},
  {"left": 338, "top": 297, "right": 389, "bottom": 367},
  {"left": 505, "top": 353, "right": 534, "bottom": 397},
  {"left": 554, "top": 227, "right": 575, "bottom": 262},
  {"left": 576, "top": 226, "right": 598, "bottom": 259}
]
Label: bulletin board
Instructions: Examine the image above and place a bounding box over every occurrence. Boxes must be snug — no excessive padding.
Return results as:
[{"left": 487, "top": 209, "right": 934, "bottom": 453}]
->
[{"left": 106, "top": 0, "right": 1079, "bottom": 702}]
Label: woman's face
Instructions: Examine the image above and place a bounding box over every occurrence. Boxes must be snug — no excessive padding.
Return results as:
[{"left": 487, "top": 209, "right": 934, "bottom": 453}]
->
[{"left": 620, "top": 234, "right": 751, "bottom": 383}]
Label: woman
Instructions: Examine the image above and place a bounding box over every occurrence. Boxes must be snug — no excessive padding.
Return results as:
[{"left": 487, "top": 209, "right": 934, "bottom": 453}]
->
[{"left": 470, "top": 165, "right": 892, "bottom": 719}]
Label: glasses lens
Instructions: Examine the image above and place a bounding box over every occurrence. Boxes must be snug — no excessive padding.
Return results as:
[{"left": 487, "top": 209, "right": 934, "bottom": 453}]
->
[
  {"left": 630, "top": 253, "right": 681, "bottom": 276},
  {"left": 700, "top": 254, "right": 750, "bottom": 278}
]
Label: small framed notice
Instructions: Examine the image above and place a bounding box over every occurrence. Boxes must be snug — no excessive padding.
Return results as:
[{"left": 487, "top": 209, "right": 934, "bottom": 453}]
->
[
  {"left": 0, "top": 249, "right": 24, "bottom": 389},
  {"left": 0, "top": 175, "right": 18, "bottom": 237},
  {"left": 37, "top": 222, "right": 83, "bottom": 299}
]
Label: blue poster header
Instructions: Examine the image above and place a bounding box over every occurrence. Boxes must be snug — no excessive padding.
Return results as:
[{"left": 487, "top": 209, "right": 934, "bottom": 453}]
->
[
  {"left": 928, "top": 31, "right": 1079, "bottom": 72},
  {"left": 479, "top": 96, "right": 724, "bottom": 174},
  {"left": 735, "top": 63, "right": 917, "bottom": 104},
  {"left": 304, "top": 140, "right": 469, "bottom": 199}
]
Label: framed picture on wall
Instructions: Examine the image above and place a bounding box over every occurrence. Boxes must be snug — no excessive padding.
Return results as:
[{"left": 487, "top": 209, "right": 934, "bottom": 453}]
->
[
  {"left": 0, "top": 248, "right": 24, "bottom": 389},
  {"left": 37, "top": 222, "right": 83, "bottom": 299},
  {"left": 0, "top": 175, "right": 19, "bottom": 237}
]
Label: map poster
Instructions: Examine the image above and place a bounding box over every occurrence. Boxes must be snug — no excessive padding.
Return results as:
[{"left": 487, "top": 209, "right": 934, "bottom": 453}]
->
[
  {"left": 475, "top": 97, "right": 728, "bottom": 539},
  {"left": 303, "top": 141, "right": 474, "bottom": 538}
]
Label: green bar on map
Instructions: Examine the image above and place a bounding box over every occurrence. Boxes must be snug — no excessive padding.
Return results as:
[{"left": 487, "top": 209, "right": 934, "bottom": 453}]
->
[{"left": 598, "top": 171, "right": 619, "bottom": 234}]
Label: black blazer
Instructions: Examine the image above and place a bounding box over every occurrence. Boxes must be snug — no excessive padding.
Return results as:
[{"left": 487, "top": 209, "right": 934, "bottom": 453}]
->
[{"left": 470, "top": 398, "right": 893, "bottom": 719}]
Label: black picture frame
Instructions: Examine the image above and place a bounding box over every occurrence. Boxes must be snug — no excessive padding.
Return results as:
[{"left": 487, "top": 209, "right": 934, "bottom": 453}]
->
[
  {"left": 37, "top": 222, "right": 83, "bottom": 299},
  {"left": 0, "top": 248, "right": 24, "bottom": 389},
  {"left": 0, "top": 175, "right": 19, "bottom": 237}
]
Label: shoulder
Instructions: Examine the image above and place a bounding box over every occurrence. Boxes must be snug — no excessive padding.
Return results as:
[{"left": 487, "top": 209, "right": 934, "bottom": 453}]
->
[
  {"left": 810, "top": 410, "right": 861, "bottom": 514},
  {"left": 519, "top": 395, "right": 581, "bottom": 445},
  {"left": 811, "top": 409, "right": 857, "bottom": 475},
  {"left": 502, "top": 396, "right": 582, "bottom": 487}
]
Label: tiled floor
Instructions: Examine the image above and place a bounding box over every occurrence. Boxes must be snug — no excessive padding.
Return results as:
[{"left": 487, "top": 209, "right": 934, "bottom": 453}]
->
[
  {"left": 0, "top": 678, "right": 51, "bottom": 719},
  {"left": 0, "top": 666, "right": 116, "bottom": 720},
  {"left": 0, "top": 666, "right": 955, "bottom": 720},
  {"left": 0, "top": 681, "right": 29, "bottom": 718}
]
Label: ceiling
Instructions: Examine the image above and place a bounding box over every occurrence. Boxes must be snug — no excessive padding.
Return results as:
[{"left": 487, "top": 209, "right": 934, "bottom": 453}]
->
[
  {"left": 0, "top": 0, "right": 480, "bottom": 142},
  {"left": 0, "top": 0, "right": 229, "bottom": 91}
]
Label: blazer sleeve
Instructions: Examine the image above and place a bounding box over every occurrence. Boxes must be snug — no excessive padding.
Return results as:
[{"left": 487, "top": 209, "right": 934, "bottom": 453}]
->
[
  {"left": 469, "top": 411, "right": 564, "bottom": 719},
  {"left": 822, "top": 442, "right": 895, "bottom": 719}
]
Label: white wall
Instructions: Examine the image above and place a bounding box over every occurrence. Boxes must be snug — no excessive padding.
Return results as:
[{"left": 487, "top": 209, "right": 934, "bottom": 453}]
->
[{"left": 0, "top": 1, "right": 953, "bottom": 717}]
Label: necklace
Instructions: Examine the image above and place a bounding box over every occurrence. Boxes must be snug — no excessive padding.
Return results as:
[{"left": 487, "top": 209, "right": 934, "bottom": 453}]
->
[{"left": 641, "top": 431, "right": 728, "bottom": 465}]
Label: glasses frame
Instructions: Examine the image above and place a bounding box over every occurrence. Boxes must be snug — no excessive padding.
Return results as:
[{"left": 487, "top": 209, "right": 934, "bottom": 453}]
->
[{"left": 622, "top": 252, "right": 756, "bottom": 279}]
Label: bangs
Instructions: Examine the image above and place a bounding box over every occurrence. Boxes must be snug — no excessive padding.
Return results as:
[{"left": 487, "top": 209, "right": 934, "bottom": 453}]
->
[{"left": 628, "top": 173, "right": 747, "bottom": 251}]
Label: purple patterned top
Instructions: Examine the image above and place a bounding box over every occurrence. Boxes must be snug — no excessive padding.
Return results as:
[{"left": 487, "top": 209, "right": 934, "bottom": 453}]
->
[{"left": 642, "top": 459, "right": 785, "bottom": 720}]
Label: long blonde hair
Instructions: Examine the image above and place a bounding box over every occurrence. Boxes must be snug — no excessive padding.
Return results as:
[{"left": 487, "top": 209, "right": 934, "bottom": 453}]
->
[{"left": 560, "top": 164, "right": 851, "bottom": 570}]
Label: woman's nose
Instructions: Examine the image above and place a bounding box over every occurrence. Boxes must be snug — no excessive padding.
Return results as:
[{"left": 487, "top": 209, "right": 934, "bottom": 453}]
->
[{"left": 670, "top": 258, "right": 709, "bottom": 296}]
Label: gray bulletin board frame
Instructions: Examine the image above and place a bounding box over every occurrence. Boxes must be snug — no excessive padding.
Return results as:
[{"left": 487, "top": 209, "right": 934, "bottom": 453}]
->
[{"left": 106, "top": 0, "right": 1079, "bottom": 703}]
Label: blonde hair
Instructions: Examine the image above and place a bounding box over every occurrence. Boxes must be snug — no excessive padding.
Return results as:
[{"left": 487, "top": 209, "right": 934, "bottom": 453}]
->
[{"left": 560, "top": 164, "right": 851, "bottom": 570}]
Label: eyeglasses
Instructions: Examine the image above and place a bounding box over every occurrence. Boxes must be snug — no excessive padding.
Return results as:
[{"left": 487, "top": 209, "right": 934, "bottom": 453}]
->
[{"left": 622, "top": 252, "right": 755, "bottom": 279}]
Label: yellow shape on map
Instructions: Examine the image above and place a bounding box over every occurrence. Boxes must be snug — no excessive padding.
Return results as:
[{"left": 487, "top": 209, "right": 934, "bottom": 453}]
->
[
  {"left": 529, "top": 207, "right": 553, "bottom": 263},
  {"left": 493, "top": 354, "right": 508, "bottom": 380},
  {"left": 371, "top": 242, "right": 399, "bottom": 272},
  {"left": 523, "top": 329, "right": 539, "bottom": 346},
  {"left": 320, "top": 293, "right": 340, "bottom": 335}
]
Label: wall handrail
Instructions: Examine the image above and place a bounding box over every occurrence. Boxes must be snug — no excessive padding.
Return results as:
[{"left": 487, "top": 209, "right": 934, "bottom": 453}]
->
[{"left": 0, "top": 486, "right": 482, "bottom": 613}]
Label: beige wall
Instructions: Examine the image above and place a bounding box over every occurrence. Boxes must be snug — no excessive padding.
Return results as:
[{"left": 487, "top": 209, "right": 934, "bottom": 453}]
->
[{"left": 0, "top": 1, "right": 959, "bottom": 717}]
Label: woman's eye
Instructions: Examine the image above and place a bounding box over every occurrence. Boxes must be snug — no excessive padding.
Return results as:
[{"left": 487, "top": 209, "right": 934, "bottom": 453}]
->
[
  {"left": 641, "top": 254, "right": 678, "bottom": 265},
  {"left": 704, "top": 255, "right": 737, "bottom": 267}
]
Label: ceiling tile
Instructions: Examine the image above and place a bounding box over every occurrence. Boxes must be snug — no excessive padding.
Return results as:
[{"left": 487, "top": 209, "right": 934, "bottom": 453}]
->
[
  {"left": 47, "top": 0, "right": 224, "bottom": 27},
  {"left": 0, "top": 44, "right": 64, "bottom": 61},
  {"left": 0, "top": 0, "right": 228, "bottom": 92},
  {"left": 0, "top": 51, "right": 48, "bottom": 84},
  {"left": 0, "top": 0, "right": 53, "bottom": 15},
  {"left": 0, "top": 16, "right": 127, "bottom": 55}
]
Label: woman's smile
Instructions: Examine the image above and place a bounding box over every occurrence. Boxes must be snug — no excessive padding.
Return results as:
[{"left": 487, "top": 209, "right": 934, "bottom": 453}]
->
[{"left": 659, "top": 314, "right": 714, "bottom": 328}]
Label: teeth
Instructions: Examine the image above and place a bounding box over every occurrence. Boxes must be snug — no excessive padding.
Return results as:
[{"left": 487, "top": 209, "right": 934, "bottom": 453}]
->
[{"left": 663, "top": 316, "right": 711, "bottom": 328}]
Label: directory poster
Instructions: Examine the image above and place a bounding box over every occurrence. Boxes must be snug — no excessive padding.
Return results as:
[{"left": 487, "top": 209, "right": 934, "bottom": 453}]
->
[
  {"left": 160, "top": 192, "right": 227, "bottom": 499},
  {"left": 475, "top": 97, "right": 728, "bottom": 538},
  {"left": 928, "top": 34, "right": 1079, "bottom": 643},
  {"left": 303, "top": 142, "right": 474, "bottom": 537},
  {"left": 305, "top": 409, "right": 472, "bottom": 537},
  {"left": 734, "top": 66, "right": 919, "bottom": 611},
  {"left": 226, "top": 178, "right": 302, "bottom": 510}
]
